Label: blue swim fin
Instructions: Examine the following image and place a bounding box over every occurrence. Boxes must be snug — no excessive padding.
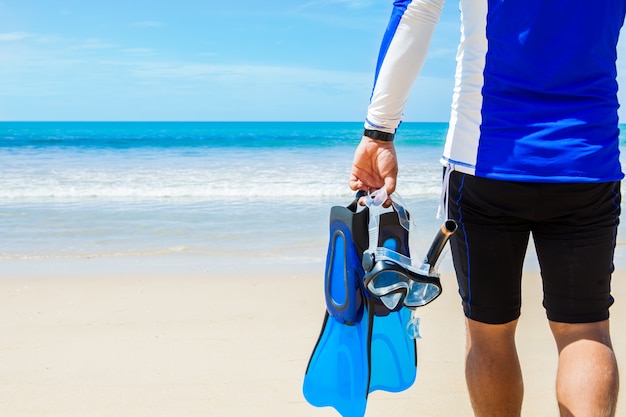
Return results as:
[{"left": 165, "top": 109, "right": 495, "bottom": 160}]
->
[
  {"left": 303, "top": 199, "right": 417, "bottom": 417},
  {"left": 303, "top": 203, "right": 370, "bottom": 417},
  {"left": 369, "top": 308, "right": 416, "bottom": 392},
  {"left": 368, "top": 214, "right": 417, "bottom": 394}
]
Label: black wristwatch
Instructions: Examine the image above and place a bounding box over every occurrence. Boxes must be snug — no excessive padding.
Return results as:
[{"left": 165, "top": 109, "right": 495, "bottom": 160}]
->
[{"left": 363, "top": 129, "right": 394, "bottom": 142}]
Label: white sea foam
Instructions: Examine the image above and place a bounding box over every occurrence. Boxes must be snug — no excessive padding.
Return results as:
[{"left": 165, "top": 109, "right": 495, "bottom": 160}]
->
[{"left": 0, "top": 147, "right": 444, "bottom": 201}]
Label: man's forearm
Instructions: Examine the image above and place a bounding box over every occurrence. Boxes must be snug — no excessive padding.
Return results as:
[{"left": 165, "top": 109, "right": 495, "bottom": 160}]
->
[{"left": 366, "top": 0, "right": 446, "bottom": 133}]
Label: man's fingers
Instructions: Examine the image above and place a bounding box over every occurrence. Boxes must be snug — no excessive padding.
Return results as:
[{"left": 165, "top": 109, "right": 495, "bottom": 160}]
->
[
  {"left": 350, "top": 170, "right": 381, "bottom": 192},
  {"left": 349, "top": 135, "right": 398, "bottom": 195},
  {"left": 383, "top": 175, "right": 397, "bottom": 196},
  {"left": 349, "top": 173, "right": 365, "bottom": 191},
  {"left": 350, "top": 171, "right": 396, "bottom": 195}
]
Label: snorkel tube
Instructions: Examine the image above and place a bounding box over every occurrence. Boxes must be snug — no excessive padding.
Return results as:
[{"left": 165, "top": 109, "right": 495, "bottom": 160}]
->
[{"left": 423, "top": 219, "right": 458, "bottom": 275}]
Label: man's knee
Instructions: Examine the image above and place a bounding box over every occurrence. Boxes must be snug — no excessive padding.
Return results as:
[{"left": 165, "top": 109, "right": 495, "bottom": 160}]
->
[
  {"left": 549, "top": 320, "right": 613, "bottom": 352},
  {"left": 466, "top": 318, "right": 519, "bottom": 350}
]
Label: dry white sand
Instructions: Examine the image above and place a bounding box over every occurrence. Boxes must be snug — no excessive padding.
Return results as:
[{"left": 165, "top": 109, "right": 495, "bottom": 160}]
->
[{"left": 0, "top": 256, "right": 624, "bottom": 417}]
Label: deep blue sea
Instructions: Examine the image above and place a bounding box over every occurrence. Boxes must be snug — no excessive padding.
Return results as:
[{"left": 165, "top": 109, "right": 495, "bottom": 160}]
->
[{"left": 2, "top": 122, "right": 626, "bottom": 273}]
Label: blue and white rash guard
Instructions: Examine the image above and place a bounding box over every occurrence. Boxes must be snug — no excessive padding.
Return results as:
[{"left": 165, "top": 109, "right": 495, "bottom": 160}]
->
[{"left": 366, "top": 0, "right": 626, "bottom": 182}]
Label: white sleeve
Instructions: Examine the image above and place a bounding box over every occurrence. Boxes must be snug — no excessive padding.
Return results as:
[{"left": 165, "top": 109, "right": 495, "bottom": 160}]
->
[{"left": 365, "top": 0, "right": 446, "bottom": 133}]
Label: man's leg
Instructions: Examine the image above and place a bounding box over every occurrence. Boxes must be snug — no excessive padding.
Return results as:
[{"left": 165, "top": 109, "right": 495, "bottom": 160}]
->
[
  {"left": 446, "top": 172, "right": 528, "bottom": 416},
  {"left": 550, "top": 320, "right": 619, "bottom": 417},
  {"left": 465, "top": 318, "right": 524, "bottom": 417},
  {"left": 531, "top": 182, "right": 621, "bottom": 416}
]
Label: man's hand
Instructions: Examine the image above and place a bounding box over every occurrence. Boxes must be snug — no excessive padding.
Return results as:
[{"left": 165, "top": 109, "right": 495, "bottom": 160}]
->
[{"left": 349, "top": 136, "right": 398, "bottom": 197}]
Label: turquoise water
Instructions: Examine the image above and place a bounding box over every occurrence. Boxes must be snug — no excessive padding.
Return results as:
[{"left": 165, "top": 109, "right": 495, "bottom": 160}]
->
[
  {"left": 0, "top": 122, "right": 448, "bottom": 263},
  {"left": 1, "top": 121, "right": 625, "bottom": 270}
]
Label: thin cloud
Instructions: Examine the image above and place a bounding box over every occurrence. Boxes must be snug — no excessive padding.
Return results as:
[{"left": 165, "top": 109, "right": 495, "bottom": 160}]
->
[
  {"left": 0, "top": 32, "right": 32, "bottom": 42},
  {"left": 121, "top": 48, "right": 158, "bottom": 57},
  {"left": 289, "top": 0, "right": 383, "bottom": 31},
  {"left": 71, "top": 38, "right": 117, "bottom": 50}
]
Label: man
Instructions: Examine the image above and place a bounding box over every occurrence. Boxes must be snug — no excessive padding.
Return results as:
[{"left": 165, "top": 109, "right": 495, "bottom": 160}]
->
[{"left": 350, "top": 1, "right": 623, "bottom": 416}]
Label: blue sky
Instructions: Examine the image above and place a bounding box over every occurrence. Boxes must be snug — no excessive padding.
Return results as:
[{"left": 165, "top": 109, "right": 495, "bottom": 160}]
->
[{"left": 0, "top": 1, "right": 624, "bottom": 122}]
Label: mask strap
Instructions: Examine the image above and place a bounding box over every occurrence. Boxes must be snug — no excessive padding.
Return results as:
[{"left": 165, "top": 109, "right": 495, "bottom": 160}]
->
[
  {"left": 363, "top": 188, "right": 387, "bottom": 255},
  {"left": 437, "top": 164, "right": 454, "bottom": 220}
]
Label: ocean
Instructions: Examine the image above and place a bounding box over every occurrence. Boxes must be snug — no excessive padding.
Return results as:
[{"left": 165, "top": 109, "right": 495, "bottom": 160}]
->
[{"left": 2, "top": 121, "right": 625, "bottom": 275}]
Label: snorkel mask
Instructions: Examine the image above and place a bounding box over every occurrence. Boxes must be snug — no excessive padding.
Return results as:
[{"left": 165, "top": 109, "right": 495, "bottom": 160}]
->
[{"left": 360, "top": 189, "right": 457, "bottom": 311}]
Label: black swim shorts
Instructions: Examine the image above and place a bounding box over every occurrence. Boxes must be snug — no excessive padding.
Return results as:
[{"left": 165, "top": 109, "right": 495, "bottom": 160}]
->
[{"left": 447, "top": 171, "right": 621, "bottom": 324}]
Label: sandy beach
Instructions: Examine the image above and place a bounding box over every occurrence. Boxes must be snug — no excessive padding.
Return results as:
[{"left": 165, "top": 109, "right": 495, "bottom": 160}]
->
[{"left": 0, "top": 255, "right": 623, "bottom": 417}]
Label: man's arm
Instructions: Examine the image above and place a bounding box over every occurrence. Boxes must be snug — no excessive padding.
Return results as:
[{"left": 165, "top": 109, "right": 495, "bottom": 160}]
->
[
  {"left": 351, "top": 0, "right": 445, "bottom": 196},
  {"left": 366, "top": 0, "right": 446, "bottom": 133}
]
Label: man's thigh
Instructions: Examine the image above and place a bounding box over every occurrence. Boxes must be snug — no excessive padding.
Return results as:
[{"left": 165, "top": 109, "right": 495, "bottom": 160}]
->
[
  {"left": 532, "top": 181, "right": 621, "bottom": 323},
  {"left": 447, "top": 172, "right": 531, "bottom": 324},
  {"left": 447, "top": 172, "right": 621, "bottom": 324}
]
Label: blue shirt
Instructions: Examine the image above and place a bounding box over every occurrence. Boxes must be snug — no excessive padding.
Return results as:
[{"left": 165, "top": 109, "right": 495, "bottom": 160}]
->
[{"left": 366, "top": 0, "right": 625, "bottom": 182}]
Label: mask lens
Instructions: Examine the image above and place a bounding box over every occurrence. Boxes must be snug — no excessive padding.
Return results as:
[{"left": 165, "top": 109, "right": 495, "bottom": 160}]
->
[
  {"left": 380, "top": 293, "right": 404, "bottom": 310},
  {"left": 366, "top": 269, "right": 409, "bottom": 297},
  {"left": 404, "top": 281, "right": 441, "bottom": 307}
]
